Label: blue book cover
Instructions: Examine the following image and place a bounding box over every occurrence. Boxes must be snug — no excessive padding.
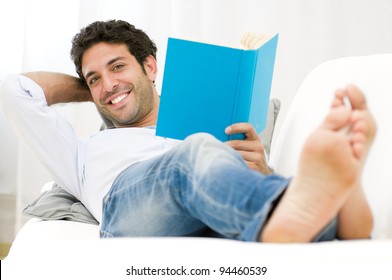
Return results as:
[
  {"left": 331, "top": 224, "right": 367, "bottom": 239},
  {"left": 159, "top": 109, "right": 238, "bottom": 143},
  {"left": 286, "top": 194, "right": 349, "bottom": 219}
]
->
[{"left": 156, "top": 34, "right": 278, "bottom": 141}]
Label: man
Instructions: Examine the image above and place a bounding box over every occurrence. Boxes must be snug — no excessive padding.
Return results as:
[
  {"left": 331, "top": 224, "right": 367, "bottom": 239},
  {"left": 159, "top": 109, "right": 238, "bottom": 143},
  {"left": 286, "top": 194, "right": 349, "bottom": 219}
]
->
[{"left": 0, "top": 20, "right": 376, "bottom": 242}]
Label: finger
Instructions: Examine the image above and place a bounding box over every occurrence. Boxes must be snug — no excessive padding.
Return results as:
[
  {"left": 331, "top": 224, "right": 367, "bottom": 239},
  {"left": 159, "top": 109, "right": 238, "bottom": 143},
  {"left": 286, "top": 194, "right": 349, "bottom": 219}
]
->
[
  {"left": 237, "top": 149, "right": 262, "bottom": 163},
  {"left": 228, "top": 143, "right": 265, "bottom": 165},
  {"left": 226, "top": 123, "right": 259, "bottom": 140},
  {"left": 244, "top": 157, "right": 270, "bottom": 174},
  {"left": 244, "top": 160, "right": 257, "bottom": 171},
  {"left": 227, "top": 139, "right": 264, "bottom": 153}
]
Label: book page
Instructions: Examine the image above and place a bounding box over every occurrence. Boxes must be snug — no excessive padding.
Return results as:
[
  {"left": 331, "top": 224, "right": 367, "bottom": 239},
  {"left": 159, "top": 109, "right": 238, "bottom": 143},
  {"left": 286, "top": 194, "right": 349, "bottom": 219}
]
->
[{"left": 240, "top": 32, "right": 272, "bottom": 50}]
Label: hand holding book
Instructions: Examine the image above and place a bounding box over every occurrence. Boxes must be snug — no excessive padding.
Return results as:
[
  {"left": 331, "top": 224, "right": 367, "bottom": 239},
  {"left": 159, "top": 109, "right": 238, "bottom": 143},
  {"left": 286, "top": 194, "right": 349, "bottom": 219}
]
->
[{"left": 156, "top": 32, "right": 279, "bottom": 141}]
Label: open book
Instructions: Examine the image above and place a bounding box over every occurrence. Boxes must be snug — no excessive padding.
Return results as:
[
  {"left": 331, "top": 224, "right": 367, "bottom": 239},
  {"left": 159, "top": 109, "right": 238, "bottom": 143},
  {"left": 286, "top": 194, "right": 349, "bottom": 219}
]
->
[{"left": 156, "top": 32, "right": 279, "bottom": 141}]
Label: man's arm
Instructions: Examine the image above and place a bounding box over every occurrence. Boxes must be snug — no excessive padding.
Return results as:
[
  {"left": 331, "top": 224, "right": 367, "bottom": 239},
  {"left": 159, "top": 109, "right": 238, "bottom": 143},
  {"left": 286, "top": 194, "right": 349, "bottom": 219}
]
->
[
  {"left": 23, "top": 71, "right": 92, "bottom": 105},
  {"left": 0, "top": 73, "right": 84, "bottom": 198}
]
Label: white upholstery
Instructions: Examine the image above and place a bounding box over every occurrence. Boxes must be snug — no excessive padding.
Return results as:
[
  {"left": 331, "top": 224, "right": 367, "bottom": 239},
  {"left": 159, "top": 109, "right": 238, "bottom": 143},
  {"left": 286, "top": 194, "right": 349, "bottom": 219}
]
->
[
  {"left": 3, "top": 54, "right": 392, "bottom": 279},
  {"left": 270, "top": 53, "right": 392, "bottom": 239}
]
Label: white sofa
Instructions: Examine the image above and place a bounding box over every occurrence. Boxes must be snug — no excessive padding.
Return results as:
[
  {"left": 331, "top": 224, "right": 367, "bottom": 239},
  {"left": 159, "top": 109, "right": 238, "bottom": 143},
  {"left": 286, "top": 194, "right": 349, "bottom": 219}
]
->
[{"left": 3, "top": 54, "right": 392, "bottom": 279}]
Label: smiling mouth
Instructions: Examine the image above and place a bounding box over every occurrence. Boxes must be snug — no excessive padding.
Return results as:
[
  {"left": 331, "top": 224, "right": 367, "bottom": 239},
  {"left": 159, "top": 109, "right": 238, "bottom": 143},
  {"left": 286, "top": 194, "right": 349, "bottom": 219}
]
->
[{"left": 110, "top": 93, "right": 129, "bottom": 104}]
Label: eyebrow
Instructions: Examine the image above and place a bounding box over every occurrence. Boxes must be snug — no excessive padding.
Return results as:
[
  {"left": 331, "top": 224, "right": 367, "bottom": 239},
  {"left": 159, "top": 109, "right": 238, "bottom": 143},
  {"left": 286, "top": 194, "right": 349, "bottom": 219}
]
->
[{"left": 84, "top": 56, "right": 126, "bottom": 80}]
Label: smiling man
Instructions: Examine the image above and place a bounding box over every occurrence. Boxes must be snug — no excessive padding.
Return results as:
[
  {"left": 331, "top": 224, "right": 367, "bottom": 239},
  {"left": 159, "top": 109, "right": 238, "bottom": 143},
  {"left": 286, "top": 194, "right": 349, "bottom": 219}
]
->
[
  {"left": 82, "top": 42, "right": 159, "bottom": 128},
  {"left": 0, "top": 20, "right": 375, "bottom": 243}
]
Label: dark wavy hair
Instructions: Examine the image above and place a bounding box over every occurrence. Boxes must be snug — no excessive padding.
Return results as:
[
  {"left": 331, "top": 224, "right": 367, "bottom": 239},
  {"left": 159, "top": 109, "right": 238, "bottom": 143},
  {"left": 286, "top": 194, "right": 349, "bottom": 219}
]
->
[{"left": 70, "top": 20, "right": 157, "bottom": 85}]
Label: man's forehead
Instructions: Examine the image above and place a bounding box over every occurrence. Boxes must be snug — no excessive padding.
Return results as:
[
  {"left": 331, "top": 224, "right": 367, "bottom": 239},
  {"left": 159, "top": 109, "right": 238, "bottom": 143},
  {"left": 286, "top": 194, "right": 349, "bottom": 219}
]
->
[{"left": 81, "top": 43, "right": 131, "bottom": 76}]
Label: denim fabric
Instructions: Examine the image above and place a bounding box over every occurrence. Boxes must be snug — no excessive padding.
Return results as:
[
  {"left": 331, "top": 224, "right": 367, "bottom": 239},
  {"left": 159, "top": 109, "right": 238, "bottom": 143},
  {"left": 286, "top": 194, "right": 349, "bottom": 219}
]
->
[
  {"left": 100, "top": 133, "right": 336, "bottom": 242},
  {"left": 313, "top": 218, "right": 338, "bottom": 242}
]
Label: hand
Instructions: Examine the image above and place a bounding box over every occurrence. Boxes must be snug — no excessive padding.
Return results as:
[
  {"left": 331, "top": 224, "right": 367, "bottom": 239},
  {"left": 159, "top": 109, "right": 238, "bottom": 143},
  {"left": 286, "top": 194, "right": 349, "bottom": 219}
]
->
[{"left": 225, "top": 123, "right": 273, "bottom": 175}]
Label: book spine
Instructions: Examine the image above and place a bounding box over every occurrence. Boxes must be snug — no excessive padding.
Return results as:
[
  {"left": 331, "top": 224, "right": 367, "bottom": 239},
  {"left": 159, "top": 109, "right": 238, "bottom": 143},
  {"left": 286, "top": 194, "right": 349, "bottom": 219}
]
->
[
  {"left": 248, "top": 34, "right": 278, "bottom": 134},
  {"left": 229, "top": 50, "right": 258, "bottom": 140}
]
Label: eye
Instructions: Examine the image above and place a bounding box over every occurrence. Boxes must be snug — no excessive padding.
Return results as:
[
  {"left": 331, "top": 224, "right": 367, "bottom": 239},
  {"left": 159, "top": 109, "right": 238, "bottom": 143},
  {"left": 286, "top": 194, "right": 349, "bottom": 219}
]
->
[
  {"left": 113, "top": 64, "right": 125, "bottom": 71},
  {"left": 88, "top": 76, "right": 99, "bottom": 86}
]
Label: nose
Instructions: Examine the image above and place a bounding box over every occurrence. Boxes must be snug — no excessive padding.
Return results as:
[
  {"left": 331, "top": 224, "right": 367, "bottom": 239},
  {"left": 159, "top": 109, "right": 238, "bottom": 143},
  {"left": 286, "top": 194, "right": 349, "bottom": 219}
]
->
[{"left": 102, "top": 73, "right": 118, "bottom": 93}]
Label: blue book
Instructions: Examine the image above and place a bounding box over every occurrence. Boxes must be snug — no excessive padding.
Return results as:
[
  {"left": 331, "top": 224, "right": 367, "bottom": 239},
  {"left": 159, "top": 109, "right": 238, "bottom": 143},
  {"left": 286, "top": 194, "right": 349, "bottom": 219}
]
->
[{"left": 156, "top": 33, "right": 279, "bottom": 141}]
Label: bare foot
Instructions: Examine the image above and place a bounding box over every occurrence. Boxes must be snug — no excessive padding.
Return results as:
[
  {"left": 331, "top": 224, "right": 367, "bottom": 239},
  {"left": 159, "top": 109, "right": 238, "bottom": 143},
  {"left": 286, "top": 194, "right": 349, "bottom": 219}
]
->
[
  {"left": 333, "top": 85, "right": 376, "bottom": 239},
  {"left": 260, "top": 86, "right": 375, "bottom": 242}
]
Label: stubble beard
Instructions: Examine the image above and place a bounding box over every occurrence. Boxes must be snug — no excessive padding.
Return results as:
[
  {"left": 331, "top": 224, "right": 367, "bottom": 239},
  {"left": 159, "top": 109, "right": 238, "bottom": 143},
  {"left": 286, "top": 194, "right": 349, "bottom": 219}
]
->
[{"left": 99, "top": 76, "right": 155, "bottom": 128}]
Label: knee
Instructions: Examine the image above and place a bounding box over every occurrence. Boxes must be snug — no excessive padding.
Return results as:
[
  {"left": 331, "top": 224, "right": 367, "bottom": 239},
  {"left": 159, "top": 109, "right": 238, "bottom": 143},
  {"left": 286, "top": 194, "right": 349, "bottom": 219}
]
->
[
  {"left": 184, "top": 132, "right": 219, "bottom": 145},
  {"left": 180, "top": 132, "right": 240, "bottom": 165},
  {"left": 182, "top": 133, "right": 226, "bottom": 154}
]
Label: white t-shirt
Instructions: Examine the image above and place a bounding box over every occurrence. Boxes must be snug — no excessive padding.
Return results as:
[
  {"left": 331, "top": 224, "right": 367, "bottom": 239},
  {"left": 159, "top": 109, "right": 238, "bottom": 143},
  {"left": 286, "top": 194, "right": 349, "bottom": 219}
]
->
[{"left": 0, "top": 75, "right": 181, "bottom": 222}]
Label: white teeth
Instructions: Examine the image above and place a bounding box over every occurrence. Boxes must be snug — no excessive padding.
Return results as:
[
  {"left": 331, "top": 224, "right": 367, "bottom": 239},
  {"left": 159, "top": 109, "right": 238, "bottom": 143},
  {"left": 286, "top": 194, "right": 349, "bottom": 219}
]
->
[{"left": 111, "top": 94, "right": 128, "bottom": 104}]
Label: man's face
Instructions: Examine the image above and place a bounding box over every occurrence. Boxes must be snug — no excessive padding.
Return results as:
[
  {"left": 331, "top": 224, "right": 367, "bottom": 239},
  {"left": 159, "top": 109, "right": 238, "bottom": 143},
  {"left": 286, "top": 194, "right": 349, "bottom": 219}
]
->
[{"left": 82, "top": 42, "right": 158, "bottom": 127}]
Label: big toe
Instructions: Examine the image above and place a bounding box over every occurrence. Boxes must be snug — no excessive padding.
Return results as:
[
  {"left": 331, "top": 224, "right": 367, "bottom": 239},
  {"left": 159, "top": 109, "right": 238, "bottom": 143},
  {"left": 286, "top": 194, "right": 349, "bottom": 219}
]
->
[{"left": 346, "top": 85, "right": 367, "bottom": 110}]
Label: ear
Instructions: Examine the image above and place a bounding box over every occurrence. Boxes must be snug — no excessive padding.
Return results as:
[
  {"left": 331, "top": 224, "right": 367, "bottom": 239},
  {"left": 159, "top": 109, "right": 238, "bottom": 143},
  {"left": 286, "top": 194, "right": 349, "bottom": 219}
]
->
[{"left": 143, "top": 55, "right": 158, "bottom": 82}]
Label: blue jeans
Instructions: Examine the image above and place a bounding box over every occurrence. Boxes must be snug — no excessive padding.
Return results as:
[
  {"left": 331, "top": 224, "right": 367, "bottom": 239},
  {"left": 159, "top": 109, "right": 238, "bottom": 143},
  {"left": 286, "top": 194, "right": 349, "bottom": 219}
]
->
[{"left": 100, "top": 133, "right": 336, "bottom": 242}]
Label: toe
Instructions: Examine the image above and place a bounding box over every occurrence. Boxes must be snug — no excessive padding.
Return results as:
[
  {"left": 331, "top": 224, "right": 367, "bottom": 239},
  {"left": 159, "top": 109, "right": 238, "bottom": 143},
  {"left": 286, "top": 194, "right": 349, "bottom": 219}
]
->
[
  {"left": 346, "top": 85, "right": 367, "bottom": 110},
  {"left": 322, "top": 107, "right": 351, "bottom": 131}
]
